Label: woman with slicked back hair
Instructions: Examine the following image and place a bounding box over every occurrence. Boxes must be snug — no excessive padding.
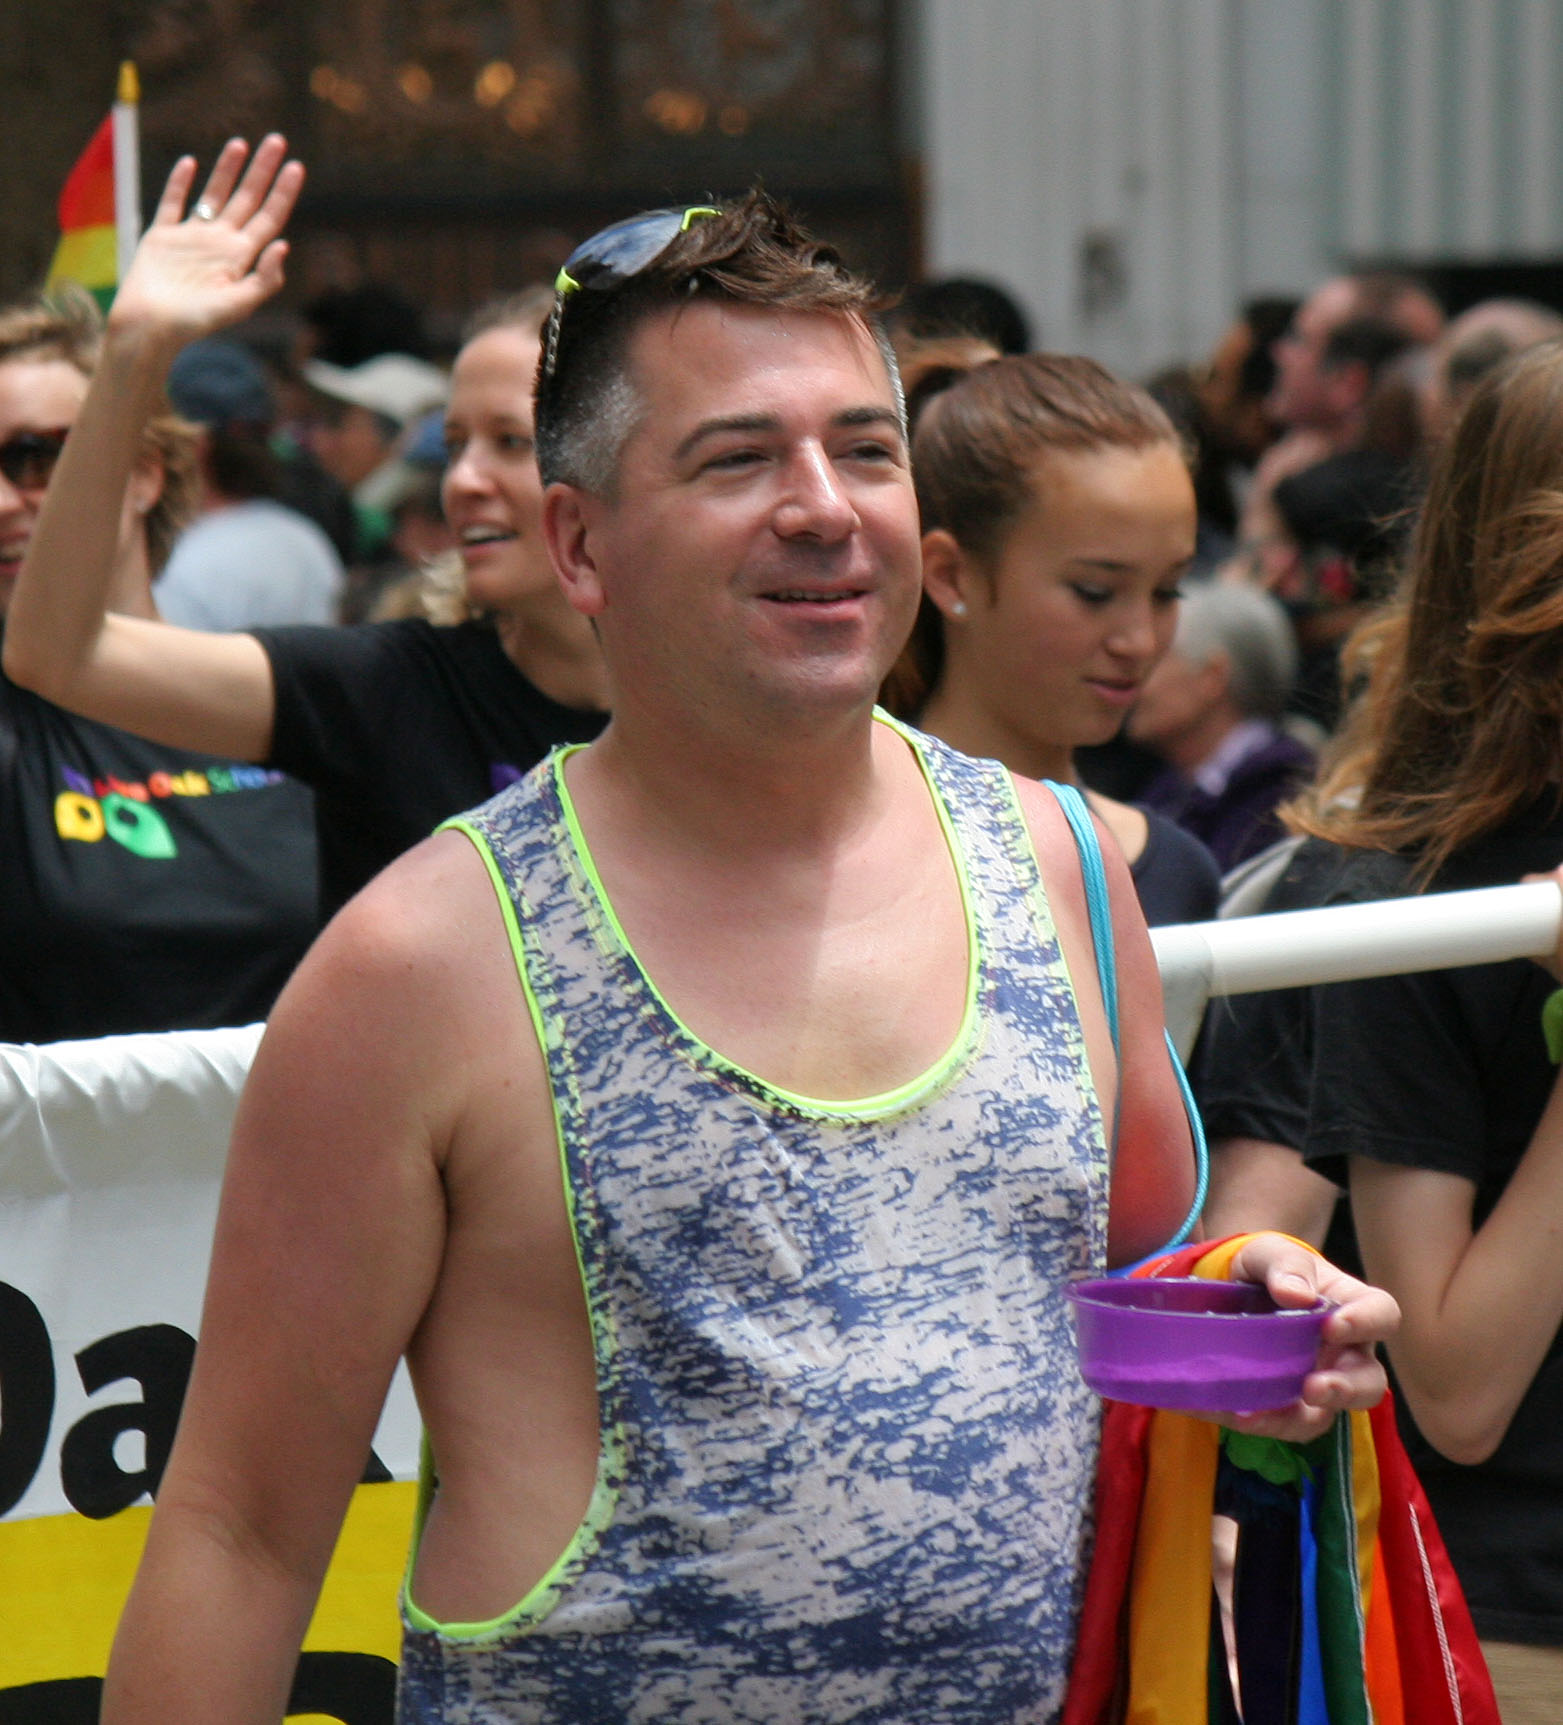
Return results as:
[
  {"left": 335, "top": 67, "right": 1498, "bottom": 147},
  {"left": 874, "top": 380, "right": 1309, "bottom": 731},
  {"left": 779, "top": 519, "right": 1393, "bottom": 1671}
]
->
[{"left": 884, "top": 352, "right": 1220, "bottom": 924}]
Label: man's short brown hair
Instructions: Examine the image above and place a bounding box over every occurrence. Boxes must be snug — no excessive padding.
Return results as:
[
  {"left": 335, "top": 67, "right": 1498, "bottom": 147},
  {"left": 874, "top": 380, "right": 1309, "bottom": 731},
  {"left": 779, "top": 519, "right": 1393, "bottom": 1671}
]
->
[{"left": 534, "top": 190, "right": 900, "bottom": 495}]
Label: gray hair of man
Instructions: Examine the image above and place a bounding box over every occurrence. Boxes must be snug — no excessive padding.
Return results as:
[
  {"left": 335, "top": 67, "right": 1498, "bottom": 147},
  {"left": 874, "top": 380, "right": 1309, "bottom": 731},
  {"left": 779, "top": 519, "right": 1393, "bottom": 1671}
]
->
[{"left": 1172, "top": 580, "right": 1297, "bottom": 721}]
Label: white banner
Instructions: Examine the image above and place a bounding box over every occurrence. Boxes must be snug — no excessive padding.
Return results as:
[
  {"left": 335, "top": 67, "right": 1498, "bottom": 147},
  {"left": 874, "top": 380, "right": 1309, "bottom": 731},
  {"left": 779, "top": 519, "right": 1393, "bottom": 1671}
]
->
[{"left": 0, "top": 1026, "right": 419, "bottom": 1724}]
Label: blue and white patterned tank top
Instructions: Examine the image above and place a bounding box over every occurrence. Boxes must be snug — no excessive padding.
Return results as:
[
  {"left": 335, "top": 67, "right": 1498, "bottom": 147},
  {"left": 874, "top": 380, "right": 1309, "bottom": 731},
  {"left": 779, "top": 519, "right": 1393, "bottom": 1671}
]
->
[{"left": 398, "top": 718, "right": 1111, "bottom": 1724}]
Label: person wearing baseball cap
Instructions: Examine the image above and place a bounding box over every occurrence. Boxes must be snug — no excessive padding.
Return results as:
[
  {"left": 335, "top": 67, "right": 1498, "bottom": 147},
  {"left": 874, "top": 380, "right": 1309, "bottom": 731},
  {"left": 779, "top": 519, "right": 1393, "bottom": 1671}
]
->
[
  {"left": 302, "top": 351, "right": 447, "bottom": 566},
  {"left": 155, "top": 337, "right": 345, "bottom": 629}
]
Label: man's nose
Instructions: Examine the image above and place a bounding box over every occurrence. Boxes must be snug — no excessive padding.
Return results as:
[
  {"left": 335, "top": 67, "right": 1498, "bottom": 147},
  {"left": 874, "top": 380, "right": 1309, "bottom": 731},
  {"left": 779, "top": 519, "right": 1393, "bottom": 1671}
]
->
[{"left": 774, "top": 445, "right": 856, "bottom": 540}]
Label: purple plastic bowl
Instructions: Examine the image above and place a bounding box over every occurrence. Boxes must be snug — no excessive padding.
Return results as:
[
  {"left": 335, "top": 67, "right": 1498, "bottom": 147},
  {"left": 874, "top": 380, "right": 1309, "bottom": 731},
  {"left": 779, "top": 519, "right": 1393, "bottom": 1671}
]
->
[{"left": 1065, "top": 1277, "right": 1331, "bottom": 1412}]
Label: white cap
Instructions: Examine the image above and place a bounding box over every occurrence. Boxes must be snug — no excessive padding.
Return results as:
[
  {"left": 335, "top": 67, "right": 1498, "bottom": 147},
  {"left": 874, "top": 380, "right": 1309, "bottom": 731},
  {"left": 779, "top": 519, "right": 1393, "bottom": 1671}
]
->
[{"left": 303, "top": 353, "right": 448, "bottom": 428}]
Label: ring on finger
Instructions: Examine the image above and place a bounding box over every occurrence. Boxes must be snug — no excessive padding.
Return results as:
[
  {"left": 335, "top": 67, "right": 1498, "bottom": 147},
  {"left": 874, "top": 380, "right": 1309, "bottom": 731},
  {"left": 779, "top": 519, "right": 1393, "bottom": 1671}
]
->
[{"left": 193, "top": 201, "right": 218, "bottom": 222}]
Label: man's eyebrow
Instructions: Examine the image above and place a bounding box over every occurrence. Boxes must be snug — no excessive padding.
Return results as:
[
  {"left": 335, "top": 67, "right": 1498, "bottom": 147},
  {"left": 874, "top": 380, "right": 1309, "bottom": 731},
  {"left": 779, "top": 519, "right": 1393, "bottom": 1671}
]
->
[
  {"left": 672, "top": 405, "right": 905, "bottom": 464},
  {"left": 673, "top": 414, "right": 780, "bottom": 463},
  {"left": 835, "top": 406, "right": 904, "bottom": 436}
]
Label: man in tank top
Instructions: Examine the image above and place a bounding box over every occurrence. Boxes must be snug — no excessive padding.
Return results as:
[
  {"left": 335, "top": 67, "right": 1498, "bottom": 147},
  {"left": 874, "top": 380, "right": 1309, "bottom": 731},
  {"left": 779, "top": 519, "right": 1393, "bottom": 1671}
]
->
[{"left": 102, "top": 148, "right": 1396, "bottom": 1725}]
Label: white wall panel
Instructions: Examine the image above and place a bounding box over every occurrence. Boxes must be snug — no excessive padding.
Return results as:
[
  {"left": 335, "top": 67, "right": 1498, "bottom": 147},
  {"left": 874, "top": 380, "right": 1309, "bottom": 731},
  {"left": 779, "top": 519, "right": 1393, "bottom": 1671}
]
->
[
  {"left": 1328, "top": 0, "right": 1563, "bottom": 264},
  {"left": 1398, "top": 0, "right": 1444, "bottom": 253},
  {"left": 922, "top": 0, "right": 1253, "bottom": 372},
  {"left": 1340, "top": 0, "right": 1385, "bottom": 253},
  {"left": 917, "top": 0, "right": 1563, "bottom": 378},
  {"left": 1229, "top": 0, "right": 1330, "bottom": 293},
  {"left": 1457, "top": 3, "right": 1500, "bottom": 254},
  {"left": 1180, "top": 0, "right": 1238, "bottom": 355},
  {"left": 1516, "top": 4, "right": 1559, "bottom": 251}
]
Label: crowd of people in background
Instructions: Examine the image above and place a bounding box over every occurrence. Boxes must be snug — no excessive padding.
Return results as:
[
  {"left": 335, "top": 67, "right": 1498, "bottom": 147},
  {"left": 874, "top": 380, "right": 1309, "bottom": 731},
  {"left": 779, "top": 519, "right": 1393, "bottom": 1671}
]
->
[
  {"left": 17, "top": 243, "right": 1558, "bottom": 1012},
  {"left": 6, "top": 135, "right": 1563, "bottom": 1720}
]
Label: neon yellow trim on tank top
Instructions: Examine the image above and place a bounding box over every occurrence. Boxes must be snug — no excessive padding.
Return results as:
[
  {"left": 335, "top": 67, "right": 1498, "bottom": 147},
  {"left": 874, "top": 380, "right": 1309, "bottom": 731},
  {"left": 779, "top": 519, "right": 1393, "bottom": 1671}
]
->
[
  {"left": 549, "top": 711, "right": 985, "bottom": 1121},
  {"left": 400, "top": 819, "right": 627, "bottom": 1642},
  {"left": 397, "top": 713, "right": 1087, "bottom": 1642}
]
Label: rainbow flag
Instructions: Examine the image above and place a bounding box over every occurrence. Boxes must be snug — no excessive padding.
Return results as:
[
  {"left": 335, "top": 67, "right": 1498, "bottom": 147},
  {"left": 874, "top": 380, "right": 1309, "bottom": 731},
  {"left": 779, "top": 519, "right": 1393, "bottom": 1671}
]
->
[
  {"left": 45, "top": 62, "right": 140, "bottom": 310},
  {"left": 1062, "top": 1235, "right": 1502, "bottom": 1724}
]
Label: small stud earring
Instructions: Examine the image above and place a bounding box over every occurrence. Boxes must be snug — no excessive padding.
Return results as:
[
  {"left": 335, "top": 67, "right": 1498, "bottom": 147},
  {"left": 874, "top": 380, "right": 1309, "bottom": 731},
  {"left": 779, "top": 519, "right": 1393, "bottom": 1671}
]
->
[{"left": 950, "top": 599, "right": 968, "bottom": 618}]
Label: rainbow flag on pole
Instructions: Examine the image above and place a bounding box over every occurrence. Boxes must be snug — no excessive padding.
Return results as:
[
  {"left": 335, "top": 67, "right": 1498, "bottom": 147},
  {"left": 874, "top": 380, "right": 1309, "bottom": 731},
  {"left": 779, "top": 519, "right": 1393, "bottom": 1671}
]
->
[{"left": 45, "top": 62, "right": 141, "bottom": 310}]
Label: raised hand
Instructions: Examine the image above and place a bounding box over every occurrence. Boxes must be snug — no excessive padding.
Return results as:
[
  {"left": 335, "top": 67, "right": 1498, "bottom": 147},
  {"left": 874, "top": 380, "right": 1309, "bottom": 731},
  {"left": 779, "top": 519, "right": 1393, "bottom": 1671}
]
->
[{"left": 107, "top": 136, "right": 305, "bottom": 348}]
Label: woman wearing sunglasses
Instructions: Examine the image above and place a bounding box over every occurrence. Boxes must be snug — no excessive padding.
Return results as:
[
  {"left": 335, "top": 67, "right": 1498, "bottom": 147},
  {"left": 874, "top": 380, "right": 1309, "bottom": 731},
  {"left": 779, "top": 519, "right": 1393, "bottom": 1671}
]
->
[
  {"left": 0, "top": 290, "right": 319, "bottom": 1040},
  {"left": 5, "top": 137, "right": 607, "bottom": 919},
  {"left": 883, "top": 352, "right": 1222, "bottom": 925}
]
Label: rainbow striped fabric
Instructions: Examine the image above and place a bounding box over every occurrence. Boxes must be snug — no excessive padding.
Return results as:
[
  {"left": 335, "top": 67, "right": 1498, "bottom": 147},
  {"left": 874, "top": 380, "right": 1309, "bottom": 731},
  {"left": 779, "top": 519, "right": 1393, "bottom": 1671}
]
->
[
  {"left": 45, "top": 64, "right": 137, "bottom": 310},
  {"left": 45, "top": 116, "right": 117, "bottom": 308},
  {"left": 1062, "top": 1234, "right": 1501, "bottom": 1724}
]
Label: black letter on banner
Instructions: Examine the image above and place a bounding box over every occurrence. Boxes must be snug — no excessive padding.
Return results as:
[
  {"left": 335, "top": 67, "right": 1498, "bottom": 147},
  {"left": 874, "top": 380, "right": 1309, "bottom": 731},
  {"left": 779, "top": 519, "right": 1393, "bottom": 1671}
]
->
[
  {"left": 0, "top": 1675, "right": 102, "bottom": 1722},
  {"left": 60, "top": 1325, "right": 195, "bottom": 1518},
  {"left": 285, "top": 1651, "right": 398, "bottom": 1724},
  {"left": 0, "top": 1282, "right": 54, "bottom": 1516}
]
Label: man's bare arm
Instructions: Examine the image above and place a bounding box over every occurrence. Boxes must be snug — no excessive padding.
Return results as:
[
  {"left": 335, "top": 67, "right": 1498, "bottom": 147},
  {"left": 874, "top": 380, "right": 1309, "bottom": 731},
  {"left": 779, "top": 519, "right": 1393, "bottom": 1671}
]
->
[
  {"left": 2, "top": 139, "right": 301, "bottom": 762},
  {"left": 1011, "top": 777, "right": 1195, "bottom": 1266},
  {"left": 1013, "top": 780, "right": 1396, "bottom": 1437},
  {"left": 99, "top": 837, "right": 490, "bottom": 1723}
]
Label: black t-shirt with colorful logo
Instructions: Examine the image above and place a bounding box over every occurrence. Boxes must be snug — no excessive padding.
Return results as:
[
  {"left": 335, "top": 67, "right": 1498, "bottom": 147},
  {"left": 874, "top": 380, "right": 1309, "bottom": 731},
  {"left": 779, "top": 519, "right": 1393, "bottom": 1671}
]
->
[{"left": 0, "top": 665, "right": 319, "bottom": 1044}]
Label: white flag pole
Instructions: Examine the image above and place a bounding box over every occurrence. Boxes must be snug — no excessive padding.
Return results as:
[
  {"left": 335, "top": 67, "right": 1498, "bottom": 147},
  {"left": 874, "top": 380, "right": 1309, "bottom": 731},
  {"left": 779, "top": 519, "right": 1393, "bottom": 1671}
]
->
[{"left": 112, "top": 61, "right": 141, "bottom": 286}]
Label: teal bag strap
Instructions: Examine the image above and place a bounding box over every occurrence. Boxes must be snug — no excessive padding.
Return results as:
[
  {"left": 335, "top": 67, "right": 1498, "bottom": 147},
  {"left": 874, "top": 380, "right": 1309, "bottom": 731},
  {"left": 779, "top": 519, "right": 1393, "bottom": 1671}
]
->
[
  {"left": 1044, "top": 781, "right": 1207, "bottom": 1254},
  {"left": 1049, "top": 782, "right": 1119, "bottom": 1047}
]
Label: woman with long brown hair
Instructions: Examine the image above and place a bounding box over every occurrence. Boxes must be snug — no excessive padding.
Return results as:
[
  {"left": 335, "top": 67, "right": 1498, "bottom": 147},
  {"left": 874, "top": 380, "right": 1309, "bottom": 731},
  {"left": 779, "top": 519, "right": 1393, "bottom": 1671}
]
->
[{"left": 1228, "top": 336, "right": 1563, "bottom": 1719}]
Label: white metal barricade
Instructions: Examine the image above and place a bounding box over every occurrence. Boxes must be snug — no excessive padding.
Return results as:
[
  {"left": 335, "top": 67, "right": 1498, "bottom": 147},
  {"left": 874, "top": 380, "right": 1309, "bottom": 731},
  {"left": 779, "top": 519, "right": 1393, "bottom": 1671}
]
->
[{"left": 1152, "top": 880, "right": 1563, "bottom": 1059}]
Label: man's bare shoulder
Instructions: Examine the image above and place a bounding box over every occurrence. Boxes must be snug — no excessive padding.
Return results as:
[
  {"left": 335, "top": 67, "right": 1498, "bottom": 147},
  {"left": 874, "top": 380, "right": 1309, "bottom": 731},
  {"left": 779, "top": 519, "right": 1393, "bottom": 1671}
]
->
[
  {"left": 250, "top": 827, "right": 535, "bottom": 1164},
  {"left": 1005, "top": 770, "right": 1195, "bottom": 1263},
  {"left": 282, "top": 829, "right": 506, "bottom": 1007},
  {"left": 303, "top": 826, "right": 505, "bottom": 980},
  {"left": 1002, "top": 772, "right": 1104, "bottom": 1037}
]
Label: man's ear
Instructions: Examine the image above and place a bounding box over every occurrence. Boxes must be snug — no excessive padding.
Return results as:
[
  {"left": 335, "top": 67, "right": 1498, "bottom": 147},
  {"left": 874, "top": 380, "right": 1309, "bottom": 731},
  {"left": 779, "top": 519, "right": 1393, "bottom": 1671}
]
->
[
  {"left": 920, "top": 528, "right": 981, "bottom": 622},
  {"left": 543, "top": 482, "right": 607, "bottom": 617}
]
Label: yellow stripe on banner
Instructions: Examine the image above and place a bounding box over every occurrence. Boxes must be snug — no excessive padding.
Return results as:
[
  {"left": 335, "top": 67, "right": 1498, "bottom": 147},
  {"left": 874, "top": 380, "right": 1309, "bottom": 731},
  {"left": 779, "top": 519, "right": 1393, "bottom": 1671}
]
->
[
  {"left": 44, "top": 224, "right": 117, "bottom": 295},
  {"left": 0, "top": 1480, "right": 415, "bottom": 1695},
  {"left": 1350, "top": 1407, "right": 1381, "bottom": 1605},
  {"left": 1191, "top": 1234, "right": 1256, "bottom": 1281},
  {"left": 303, "top": 1478, "right": 417, "bottom": 1659},
  {"left": 0, "top": 1502, "right": 152, "bottom": 1686}
]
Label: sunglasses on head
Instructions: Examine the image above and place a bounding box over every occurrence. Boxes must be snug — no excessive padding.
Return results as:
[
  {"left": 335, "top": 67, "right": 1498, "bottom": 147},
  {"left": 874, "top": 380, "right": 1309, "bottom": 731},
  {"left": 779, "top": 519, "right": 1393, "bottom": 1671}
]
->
[
  {"left": 0, "top": 428, "right": 69, "bottom": 490},
  {"left": 542, "top": 205, "right": 720, "bottom": 381}
]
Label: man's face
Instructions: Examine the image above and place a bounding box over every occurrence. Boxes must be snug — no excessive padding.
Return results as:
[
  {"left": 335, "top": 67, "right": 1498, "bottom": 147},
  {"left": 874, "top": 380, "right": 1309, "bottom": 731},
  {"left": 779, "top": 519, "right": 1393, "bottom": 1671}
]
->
[
  {"left": 1266, "top": 278, "right": 1358, "bottom": 431},
  {"left": 562, "top": 301, "right": 921, "bottom": 732}
]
